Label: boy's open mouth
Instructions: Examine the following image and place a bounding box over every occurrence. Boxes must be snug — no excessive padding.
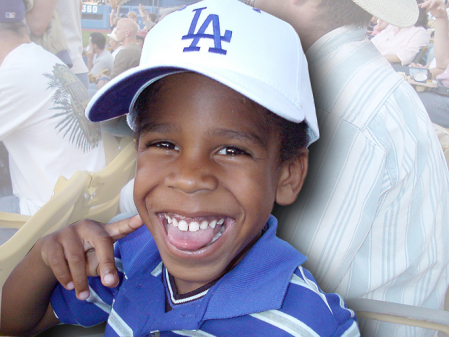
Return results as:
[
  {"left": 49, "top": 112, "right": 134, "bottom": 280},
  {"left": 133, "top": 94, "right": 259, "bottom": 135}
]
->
[{"left": 158, "top": 213, "right": 231, "bottom": 252}]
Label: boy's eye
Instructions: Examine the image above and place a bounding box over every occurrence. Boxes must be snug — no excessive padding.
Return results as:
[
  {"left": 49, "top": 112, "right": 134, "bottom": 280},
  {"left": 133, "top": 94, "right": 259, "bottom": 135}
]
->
[
  {"left": 217, "top": 146, "right": 250, "bottom": 156},
  {"left": 148, "top": 141, "right": 179, "bottom": 151}
]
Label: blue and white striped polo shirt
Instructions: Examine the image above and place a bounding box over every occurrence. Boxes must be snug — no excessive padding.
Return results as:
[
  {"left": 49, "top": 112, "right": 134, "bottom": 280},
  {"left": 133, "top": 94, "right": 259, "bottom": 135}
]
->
[{"left": 51, "top": 216, "right": 360, "bottom": 336}]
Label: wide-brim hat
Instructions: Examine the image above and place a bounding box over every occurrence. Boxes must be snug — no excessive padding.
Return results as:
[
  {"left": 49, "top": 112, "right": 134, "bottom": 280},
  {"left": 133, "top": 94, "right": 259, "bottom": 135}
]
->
[
  {"left": 86, "top": 0, "right": 319, "bottom": 146},
  {"left": 352, "top": 0, "right": 419, "bottom": 28}
]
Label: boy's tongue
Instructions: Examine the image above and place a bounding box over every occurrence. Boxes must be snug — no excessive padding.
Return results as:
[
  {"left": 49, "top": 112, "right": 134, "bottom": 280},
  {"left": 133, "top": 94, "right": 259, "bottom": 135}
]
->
[{"left": 167, "top": 225, "right": 216, "bottom": 251}]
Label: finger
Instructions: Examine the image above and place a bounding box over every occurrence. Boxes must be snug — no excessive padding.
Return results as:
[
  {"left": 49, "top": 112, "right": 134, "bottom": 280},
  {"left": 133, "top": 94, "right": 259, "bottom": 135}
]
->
[
  {"left": 41, "top": 237, "right": 74, "bottom": 291},
  {"left": 86, "top": 231, "right": 119, "bottom": 288},
  {"left": 104, "top": 214, "right": 144, "bottom": 241},
  {"left": 63, "top": 232, "right": 91, "bottom": 300}
]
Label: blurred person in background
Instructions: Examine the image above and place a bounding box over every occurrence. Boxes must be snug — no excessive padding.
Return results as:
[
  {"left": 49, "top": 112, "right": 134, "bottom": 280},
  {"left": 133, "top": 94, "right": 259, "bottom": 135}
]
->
[
  {"left": 415, "top": 0, "right": 449, "bottom": 127},
  {"left": 86, "top": 32, "right": 113, "bottom": 78},
  {"left": 372, "top": 0, "right": 430, "bottom": 65},
  {"left": 96, "top": 18, "right": 140, "bottom": 89},
  {"left": 127, "top": 10, "right": 137, "bottom": 22},
  {"left": 138, "top": 3, "right": 157, "bottom": 31},
  {"left": 136, "top": 29, "right": 147, "bottom": 50},
  {"left": 25, "top": 0, "right": 89, "bottom": 88},
  {"left": 0, "top": 0, "right": 105, "bottom": 217},
  {"left": 107, "top": 27, "right": 124, "bottom": 60}
]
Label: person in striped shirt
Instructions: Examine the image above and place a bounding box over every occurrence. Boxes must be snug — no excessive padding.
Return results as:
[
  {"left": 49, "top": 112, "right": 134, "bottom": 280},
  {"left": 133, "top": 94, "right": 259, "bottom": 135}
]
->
[
  {"left": 1, "top": 0, "right": 360, "bottom": 336},
  {"left": 253, "top": 0, "right": 449, "bottom": 336}
]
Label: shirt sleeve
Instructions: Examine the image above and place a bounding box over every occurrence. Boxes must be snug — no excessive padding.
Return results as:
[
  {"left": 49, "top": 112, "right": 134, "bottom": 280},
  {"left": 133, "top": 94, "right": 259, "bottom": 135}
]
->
[
  {"left": 396, "top": 28, "right": 430, "bottom": 65},
  {"left": 281, "top": 266, "right": 360, "bottom": 336}
]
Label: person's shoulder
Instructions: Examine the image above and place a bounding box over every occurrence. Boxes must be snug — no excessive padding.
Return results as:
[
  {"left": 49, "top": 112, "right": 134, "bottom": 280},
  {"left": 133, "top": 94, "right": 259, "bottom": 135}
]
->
[
  {"left": 0, "top": 43, "right": 68, "bottom": 88},
  {"left": 117, "top": 44, "right": 140, "bottom": 58},
  {"left": 101, "top": 49, "right": 113, "bottom": 58},
  {"left": 280, "top": 266, "right": 359, "bottom": 336}
]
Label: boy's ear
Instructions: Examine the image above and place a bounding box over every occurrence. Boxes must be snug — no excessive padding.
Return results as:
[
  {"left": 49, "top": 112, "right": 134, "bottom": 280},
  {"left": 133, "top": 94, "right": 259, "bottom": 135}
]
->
[{"left": 275, "top": 149, "right": 308, "bottom": 206}]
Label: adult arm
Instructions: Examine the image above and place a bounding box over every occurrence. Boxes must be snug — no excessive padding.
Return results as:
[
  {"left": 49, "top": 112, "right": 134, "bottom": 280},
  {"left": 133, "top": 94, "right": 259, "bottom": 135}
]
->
[
  {"left": 422, "top": 0, "right": 449, "bottom": 70},
  {"left": 86, "top": 50, "right": 95, "bottom": 73},
  {"left": 109, "top": 8, "right": 116, "bottom": 28},
  {"left": 138, "top": 3, "right": 149, "bottom": 21},
  {"left": 25, "top": 0, "right": 57, "bottom": 37},
  {"left": 384, "top": 54, "right": 402, "bottom": 63}
]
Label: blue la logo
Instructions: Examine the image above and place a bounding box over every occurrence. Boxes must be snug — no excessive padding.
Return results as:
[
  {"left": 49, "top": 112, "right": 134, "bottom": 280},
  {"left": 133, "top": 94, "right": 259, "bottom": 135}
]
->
[{"left": 182, "top": 7, "right": 232, "bottom": 55}]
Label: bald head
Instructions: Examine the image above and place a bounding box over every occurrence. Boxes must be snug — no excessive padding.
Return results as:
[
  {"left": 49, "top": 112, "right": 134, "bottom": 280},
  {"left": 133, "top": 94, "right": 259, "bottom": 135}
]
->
[{"left": 115, "top": 18, "right": 139, "bottom": 46}]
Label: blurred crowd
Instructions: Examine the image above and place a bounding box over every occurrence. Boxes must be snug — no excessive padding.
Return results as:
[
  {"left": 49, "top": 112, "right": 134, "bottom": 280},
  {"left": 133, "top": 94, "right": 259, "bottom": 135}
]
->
[{"left": 366, "top": 0, "right": 449, "bottom": 127}]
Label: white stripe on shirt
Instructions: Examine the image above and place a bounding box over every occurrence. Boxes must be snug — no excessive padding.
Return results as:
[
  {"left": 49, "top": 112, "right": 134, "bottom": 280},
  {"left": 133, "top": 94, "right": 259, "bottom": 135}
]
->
[
  {"left": 86, "top": 286, "right": 112, "bottom": 314},
  {"left": 250, "top": 310, "right": 320, "bottom": 337},
  {"left": 108, "top": 307, "right": 134, "bottom": 336}
]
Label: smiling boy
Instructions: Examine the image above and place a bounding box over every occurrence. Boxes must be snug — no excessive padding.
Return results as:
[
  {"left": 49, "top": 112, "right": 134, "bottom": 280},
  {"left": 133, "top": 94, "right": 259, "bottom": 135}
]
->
[{"left": 1, "top": 0, "right": 360, "bottom": 336}]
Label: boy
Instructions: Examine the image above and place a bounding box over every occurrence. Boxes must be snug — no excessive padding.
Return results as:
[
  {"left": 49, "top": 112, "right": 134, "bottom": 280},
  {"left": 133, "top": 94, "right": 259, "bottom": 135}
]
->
[{"left": 1, "top": 0, "right": 360, "bottom": 336}]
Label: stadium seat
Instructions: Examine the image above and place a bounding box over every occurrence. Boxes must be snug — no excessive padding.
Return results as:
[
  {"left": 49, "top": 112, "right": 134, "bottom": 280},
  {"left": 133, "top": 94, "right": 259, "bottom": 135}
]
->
[
  {"left": 346, "top": 297, "right": 449, "bottom": 336},
  {"left": 0, "top": 171, "right": 91, "bottom": 292},
  {"left": 73, "top": 136, "right": 136, "bottom": 224},
  {"left": 434, "top": 123, "right": 449, "bottom": 167}
]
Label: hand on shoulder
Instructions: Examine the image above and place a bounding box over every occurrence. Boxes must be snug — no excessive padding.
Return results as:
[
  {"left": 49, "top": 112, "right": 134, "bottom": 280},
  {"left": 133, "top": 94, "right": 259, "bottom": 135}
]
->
[{"left": 40, "top": 215, "right": 143, "bottom": 301}]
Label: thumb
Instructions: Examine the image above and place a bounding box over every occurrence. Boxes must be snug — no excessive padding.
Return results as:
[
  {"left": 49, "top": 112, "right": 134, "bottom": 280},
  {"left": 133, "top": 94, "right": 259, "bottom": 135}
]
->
[{"left": 104, "top": 214, "right": 144, "bottom": 241}]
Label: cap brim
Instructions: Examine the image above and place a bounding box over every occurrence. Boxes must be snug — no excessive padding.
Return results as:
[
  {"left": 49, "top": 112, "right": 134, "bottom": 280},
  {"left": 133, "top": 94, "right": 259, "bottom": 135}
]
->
[{"left": 86, "top": 61, "right": 318, "bottom": 143}]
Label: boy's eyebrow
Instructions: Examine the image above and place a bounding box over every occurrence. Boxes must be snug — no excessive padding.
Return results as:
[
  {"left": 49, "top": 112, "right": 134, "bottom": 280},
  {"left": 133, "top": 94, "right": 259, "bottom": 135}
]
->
[
  {"left": 141, "top": 123, "right": 268, "bottom": 149},
  {"left": 140, "top": 122, "right": 180, "bottom": 134},
  {"left": 212, "top": 128, "right": 268, "bottom": 149}
]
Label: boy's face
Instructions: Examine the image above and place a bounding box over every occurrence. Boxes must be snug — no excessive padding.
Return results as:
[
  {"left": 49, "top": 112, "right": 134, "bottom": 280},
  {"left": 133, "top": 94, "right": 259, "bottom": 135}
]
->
[{"left": 134, "top": 72, "right": 307, "bottom": 294}]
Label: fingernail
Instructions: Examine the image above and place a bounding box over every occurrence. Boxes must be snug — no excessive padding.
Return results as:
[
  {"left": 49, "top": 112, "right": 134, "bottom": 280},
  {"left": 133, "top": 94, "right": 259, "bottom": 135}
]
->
[
  {"left": 104, "top": 273, "right": 115, "bottom": 285},
  {"left": 78, "top": 291, "right": 89, "bottom": 300},
  {"left": 66, "top": 281, "right": 74, "bottom": 290}
]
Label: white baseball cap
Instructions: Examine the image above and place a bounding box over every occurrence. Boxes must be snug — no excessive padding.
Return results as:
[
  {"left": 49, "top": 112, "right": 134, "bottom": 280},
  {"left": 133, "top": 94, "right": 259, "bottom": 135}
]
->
[
  {"left": 107, "top": 28, "right": 119, "bottom": 42},
  {"left": 86, "top": 0, "right": 319, "bottom": 146}
]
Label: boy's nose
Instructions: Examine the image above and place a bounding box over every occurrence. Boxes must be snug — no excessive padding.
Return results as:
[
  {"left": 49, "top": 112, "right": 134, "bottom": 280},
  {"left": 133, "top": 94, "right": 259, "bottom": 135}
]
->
[{"left": 164, "top": 155, "right": 219, "bottom": 194}]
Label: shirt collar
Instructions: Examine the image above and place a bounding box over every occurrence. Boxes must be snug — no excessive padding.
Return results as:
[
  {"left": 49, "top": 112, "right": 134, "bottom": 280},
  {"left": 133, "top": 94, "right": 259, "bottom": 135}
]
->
[
  {"left": 119, "top": 215, "right": 307, "bottom": 330},
  {"left": 203, "top": 215, "right": 306, "bottom": 320},
  {"left": 306, "top": 26, "right": 367, "bottom": 66}
]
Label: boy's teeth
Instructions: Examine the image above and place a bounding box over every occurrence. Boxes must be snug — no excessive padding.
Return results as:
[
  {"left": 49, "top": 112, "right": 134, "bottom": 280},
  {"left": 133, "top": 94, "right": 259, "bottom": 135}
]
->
[
  {"left": 200, "top": 220, "right": 209, "bottom": 230},
  {"left": 178, "top": 220, "right": 188, "bottom": 231},
  {"left": 165, "top": 214, "right": 226, "bottom": 231},
  {"left": 189, "top": 221, "right": 200, "bottom": 232}
]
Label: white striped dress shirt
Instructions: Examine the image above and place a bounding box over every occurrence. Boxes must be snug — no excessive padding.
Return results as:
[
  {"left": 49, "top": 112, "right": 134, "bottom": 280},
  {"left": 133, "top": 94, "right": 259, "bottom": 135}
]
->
[{"left": 274, "top": 27, "right": 449, "bottom": 337}]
